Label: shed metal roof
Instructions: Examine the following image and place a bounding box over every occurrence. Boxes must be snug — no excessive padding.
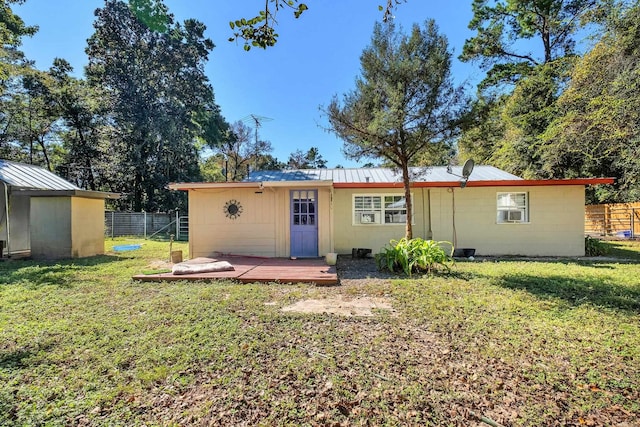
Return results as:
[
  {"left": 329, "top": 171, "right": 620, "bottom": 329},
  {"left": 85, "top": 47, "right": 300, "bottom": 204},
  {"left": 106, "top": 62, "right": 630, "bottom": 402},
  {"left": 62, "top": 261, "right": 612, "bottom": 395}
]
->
[
  {"left": 246, "top": 166, "right": 522, "bottom": 183},
  {"left": 0, "top": 159, "right": 81, "bottom": 191}
]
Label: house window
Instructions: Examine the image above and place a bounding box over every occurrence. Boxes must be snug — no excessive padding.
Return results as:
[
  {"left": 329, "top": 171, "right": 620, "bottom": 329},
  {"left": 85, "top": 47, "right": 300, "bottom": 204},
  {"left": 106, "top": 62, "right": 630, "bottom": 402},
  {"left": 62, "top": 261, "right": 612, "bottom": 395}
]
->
[
  {"left": 497, "top": 192, "right": 529, "bottom": 223},
  {"left": 353, "top": 194, "right": 411, "bottom": 225}
]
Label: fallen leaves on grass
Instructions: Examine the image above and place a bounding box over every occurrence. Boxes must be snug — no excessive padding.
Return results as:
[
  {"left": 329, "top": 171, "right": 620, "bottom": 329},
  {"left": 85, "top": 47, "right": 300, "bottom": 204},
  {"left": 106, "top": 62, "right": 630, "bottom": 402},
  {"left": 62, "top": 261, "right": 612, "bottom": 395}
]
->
[
  {"left": 3, "top": 248, "right": 639, "bottom": 426},
  {"left": 111, "top": 310, "right": 638, "bottom": 426}
]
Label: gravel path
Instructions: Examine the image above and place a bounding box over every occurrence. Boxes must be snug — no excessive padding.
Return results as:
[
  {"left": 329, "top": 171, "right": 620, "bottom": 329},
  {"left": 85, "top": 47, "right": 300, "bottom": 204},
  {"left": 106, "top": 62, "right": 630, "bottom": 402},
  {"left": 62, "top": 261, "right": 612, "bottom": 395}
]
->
[{"left": 334, "top": 254, "right": 398, "bottom": 287}]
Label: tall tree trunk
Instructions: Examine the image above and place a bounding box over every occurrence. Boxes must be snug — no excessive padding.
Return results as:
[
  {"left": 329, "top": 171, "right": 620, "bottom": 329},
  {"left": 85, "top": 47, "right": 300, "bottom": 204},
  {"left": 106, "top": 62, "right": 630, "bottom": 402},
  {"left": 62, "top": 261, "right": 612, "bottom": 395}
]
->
[
  {"left": 401, "top": 161, "right": 413, "bottom": 239},
  {"left": 542, "top": 15, "right": 552, "bottom": 63},
  {"left": 28, "top": 99, "right": 34, "bottom": 164},
  {"left": 73, "top": 117, "right": 97, "bottom": 191},
  {"left": 37, "top": 134, "right": 51, "bottom": 171},
  {"left": 133, "top": 170, "right": 143, "bottom": 212},
  {"left": 85, "top": 157, "right": 96, "bottom": 191}
]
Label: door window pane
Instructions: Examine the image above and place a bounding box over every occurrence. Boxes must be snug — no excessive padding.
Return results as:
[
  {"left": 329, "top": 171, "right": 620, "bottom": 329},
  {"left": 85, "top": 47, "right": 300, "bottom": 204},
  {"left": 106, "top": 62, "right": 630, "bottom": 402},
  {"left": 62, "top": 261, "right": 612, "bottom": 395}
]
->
[{"left": 291, "top": 190, "right": 318, "bottom": 228}]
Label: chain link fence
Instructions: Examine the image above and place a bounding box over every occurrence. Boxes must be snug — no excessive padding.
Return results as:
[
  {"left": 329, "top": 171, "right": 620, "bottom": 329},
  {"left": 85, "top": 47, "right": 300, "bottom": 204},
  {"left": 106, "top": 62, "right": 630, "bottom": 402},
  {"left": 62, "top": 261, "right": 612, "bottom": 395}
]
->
[{"left": 105, "top": 211, "right": 188, "bottom": 240}]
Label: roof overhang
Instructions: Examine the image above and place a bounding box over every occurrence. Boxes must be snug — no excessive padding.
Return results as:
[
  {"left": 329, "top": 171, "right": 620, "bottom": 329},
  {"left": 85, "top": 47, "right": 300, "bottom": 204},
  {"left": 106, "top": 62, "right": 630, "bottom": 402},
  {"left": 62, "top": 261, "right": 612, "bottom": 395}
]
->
[
  {"left": 168, "top": 180, "right": 334, "bottom": 191},
  {"left": 333, "top": 177, "right": 615, "bottom": 189},
  {"left": 168, "top": 182, "right": 260, "bottom": 191},
  {"left": 12, "top": 188, "right": 121, "bottom": 199},
  {"left": 169, "top": 177, "right": 614, "bottom": 191},
  {"left": 262, "top": 180, "right": 333, "bottom": 188}
]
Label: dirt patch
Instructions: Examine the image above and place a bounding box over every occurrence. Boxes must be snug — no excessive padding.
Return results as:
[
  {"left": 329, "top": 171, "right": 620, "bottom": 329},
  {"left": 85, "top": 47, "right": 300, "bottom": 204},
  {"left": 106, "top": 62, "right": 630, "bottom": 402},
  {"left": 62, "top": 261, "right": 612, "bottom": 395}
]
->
[
  {"left": 146, "top": 260, "right": 174, "bottom": 270},
  {"left": 281, "top": 295, "right": 394, "bottom": 316}
]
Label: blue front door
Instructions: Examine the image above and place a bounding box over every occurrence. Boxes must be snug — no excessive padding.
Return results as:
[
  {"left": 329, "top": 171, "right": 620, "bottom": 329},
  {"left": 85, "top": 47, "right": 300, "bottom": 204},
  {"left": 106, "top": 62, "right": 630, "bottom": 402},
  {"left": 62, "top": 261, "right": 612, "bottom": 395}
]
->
[{"left": 290, "top": 190, "right": 318, "bottom": 257}]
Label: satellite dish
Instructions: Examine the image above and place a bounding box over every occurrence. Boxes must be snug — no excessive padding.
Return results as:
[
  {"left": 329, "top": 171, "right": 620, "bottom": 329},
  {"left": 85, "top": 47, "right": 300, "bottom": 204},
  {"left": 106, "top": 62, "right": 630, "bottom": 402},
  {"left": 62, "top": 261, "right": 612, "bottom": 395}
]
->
[
  {"left": 462, "top": 159, "right": 475, "bottom": 179},
  {"left": 446, "top": 158, "right": 475, "bottom": 188}
]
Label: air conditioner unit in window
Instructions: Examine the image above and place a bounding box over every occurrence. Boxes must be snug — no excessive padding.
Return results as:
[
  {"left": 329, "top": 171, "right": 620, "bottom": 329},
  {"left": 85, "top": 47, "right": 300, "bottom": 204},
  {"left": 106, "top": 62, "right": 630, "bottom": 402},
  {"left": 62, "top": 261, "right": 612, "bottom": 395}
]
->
[
  {"left": 357, "top": 212, "right": 381, "bottom": 224},
  {"left": 507, "top": 210, "right": 524, "bottom": 222}
]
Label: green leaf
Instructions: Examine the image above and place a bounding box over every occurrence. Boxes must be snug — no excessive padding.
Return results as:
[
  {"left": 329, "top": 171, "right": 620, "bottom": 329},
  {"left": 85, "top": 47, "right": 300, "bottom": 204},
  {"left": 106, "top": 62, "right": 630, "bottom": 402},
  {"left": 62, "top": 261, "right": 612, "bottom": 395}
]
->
[
  {"left": 229, "top": 21, "right": 235, "bottom": 29},
  {"left": 294, "top": 5, "right": 308, "bottom": 19}
]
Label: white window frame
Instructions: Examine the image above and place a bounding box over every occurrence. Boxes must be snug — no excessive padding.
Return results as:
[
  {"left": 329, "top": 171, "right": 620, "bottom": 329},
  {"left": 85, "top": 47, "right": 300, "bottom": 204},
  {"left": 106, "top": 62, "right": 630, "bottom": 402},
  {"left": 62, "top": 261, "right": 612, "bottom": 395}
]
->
[
  {"left": 497, "top": 192, "right": 529, "bottom": 224},
  {"left": 352, "top": 194, "right": 413, "bottom": 226}
]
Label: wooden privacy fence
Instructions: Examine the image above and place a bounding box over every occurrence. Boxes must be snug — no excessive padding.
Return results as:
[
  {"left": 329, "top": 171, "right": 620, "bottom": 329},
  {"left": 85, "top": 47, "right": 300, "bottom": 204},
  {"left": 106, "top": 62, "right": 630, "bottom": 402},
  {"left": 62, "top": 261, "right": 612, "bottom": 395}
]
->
[
  {"left": 585, "top": 202, "right": 640, "bottom": 238},
  {"left": 105, "top": 211, "right": 189, "bottom": 240}
]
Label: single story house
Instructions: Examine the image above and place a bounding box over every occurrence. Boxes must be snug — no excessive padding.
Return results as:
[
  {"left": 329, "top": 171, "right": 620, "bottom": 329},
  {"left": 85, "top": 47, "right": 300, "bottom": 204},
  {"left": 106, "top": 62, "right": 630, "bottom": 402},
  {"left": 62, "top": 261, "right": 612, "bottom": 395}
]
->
[
  {"left": 0, "top": 159, "right": 119, "bottom": 259},
  {"left": 168, "top": 166, "right": 613, "bottom": 258}
]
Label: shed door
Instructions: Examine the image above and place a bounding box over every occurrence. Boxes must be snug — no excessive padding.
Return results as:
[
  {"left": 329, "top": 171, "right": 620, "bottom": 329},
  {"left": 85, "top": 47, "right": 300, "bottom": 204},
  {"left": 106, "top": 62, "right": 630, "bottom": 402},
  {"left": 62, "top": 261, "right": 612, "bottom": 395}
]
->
[{"left": 290, "top": 190, "right": 318, "bottom": 257}]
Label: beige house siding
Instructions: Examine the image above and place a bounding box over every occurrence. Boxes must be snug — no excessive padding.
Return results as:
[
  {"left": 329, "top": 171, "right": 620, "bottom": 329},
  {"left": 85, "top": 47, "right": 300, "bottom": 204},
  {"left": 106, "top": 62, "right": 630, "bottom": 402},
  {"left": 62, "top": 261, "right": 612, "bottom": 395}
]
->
[
  {"left": 185, "top": 182, "right": 585, "bottom": 258},
  {"left": 188, "top": 186, "right": 332, "bottom": 258},
  {"left": 317, "top": 188, "right": 332, "bottom": 256},
  {"left": 71, "top": 197, "right": 105, "bottom": 258},
  {"left": 430, "top": 185, "right": 585, "bottom": 256},
  {"left": 333, "top": 188, "right": 429, "bottom": 254},
  {"left": 334, "top": 185, "right": 585, "bottom": 257}
]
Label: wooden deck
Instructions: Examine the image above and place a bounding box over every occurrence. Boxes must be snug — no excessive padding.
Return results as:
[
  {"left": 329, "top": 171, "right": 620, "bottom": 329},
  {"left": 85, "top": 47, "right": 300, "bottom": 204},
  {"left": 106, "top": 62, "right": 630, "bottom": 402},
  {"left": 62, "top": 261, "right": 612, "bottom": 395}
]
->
[{"left": 132, "top": 256, "right": 339, "bottom": 285}]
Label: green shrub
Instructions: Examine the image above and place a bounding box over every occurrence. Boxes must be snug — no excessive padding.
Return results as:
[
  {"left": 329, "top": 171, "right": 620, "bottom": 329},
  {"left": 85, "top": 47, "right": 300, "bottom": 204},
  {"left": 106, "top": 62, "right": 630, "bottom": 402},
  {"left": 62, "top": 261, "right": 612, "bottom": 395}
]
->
[
  {"left": 585, "top": 236, "right": 610, "bottom": 256},
  {"left": 375, "top": 237, "right": 454, "bottom": 276}
]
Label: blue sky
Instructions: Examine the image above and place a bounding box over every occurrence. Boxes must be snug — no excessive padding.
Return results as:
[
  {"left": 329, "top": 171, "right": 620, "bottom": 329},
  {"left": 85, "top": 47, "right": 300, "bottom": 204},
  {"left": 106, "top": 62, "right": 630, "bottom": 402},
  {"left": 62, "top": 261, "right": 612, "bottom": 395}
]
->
[{"left": 14, "top": 1, "right": 485, "bottom": 168}]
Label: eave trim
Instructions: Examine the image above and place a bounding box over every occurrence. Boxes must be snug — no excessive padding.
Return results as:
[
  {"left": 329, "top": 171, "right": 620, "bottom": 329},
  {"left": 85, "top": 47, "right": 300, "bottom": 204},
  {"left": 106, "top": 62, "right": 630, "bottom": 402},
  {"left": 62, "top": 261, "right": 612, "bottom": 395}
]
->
[
  {"left": 333, "top": 178, "right": 614, "bottom": 189},
  {"left": 169, "top": 177, "right": 615, "bottom": 191}
]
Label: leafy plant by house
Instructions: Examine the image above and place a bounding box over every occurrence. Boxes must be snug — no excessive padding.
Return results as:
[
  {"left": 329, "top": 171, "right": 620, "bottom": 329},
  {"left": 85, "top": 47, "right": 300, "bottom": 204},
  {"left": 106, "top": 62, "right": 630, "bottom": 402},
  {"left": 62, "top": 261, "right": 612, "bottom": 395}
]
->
[
  {"left": 375, "top": 237, "right": 454, "bottom": 276},
  {"left": 585, "top": 236, "right": 610, "bottom": 257}
]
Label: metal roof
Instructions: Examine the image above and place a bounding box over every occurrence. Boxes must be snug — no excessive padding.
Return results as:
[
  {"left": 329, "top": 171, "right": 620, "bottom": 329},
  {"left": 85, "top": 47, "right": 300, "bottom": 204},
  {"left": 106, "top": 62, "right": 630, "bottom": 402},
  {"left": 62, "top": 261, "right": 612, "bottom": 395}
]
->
[
  {"left": 0, "top": 159, "right": 81, "bottom": 190},
  {"left": 246, "top": 166, "right": 522, "bottom": 184}
]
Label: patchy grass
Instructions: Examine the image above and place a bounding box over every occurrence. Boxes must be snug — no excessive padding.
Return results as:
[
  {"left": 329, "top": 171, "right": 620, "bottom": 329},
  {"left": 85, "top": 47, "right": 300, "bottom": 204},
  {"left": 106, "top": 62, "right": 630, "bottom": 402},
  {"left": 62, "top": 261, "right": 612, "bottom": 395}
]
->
[
  {"left": 392, "top": 256, "right": 640, "bottom": 425},
  {"left": 603, "top": 239, "right": 640, "bottom": 261},
  {"left": 0, "top": 238, "right": 639, "bottom": 426}
]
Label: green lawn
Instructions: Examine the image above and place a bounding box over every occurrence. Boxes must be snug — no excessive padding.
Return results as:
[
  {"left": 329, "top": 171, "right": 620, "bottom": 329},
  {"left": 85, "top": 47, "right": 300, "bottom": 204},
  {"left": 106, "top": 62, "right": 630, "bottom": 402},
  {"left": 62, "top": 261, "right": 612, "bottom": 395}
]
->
[{"left": 1, "top": 238, "right": 639, "bottom": 426}]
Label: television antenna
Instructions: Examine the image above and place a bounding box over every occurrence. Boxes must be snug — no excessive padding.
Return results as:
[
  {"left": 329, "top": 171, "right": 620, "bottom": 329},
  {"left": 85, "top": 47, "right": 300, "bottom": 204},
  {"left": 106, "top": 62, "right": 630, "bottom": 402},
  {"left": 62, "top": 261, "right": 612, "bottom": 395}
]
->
[
  {"left": 241, "top": 114, "right": 273, "bottom": 144},
  {"left": 447, "top": 159, "right": 475, "bottom": 188}
]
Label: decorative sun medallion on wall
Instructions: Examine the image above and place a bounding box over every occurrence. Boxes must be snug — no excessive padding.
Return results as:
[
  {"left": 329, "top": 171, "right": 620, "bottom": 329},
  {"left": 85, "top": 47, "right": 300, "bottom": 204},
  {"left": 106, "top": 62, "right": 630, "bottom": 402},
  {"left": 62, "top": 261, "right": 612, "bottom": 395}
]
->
[{"left": 223, "top": 199, "right": 243, "bottom": 220}]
